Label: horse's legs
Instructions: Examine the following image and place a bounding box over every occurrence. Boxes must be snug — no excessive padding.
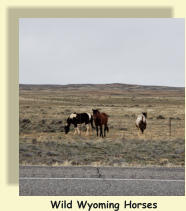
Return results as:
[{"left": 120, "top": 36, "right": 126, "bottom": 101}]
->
[
  {"left": 74, "top": 124, "right": 80, "bottom": 135},
  {"left": 89, "top": 123, "right": 92, "bottom": 135},
  {"left": 136, "top": 126, "right": 140, "bottom": 137},
  {"left": 96, "top": 125, "right": 99, "bottom": 136},
  {"left": 100, "top": 125, "right": 103, "bottom": 137},
  {"left": 74, "top": 127, "right": 77, "bottom": 135},
  {"left": 77, "top": 126, "right": 81, "bottom": 135},
  {"left": 104, "top": 125, "right": 106, "bottom": 137},
  {"left": 85, "top": 124, "right": 89, "bottom": 136}
]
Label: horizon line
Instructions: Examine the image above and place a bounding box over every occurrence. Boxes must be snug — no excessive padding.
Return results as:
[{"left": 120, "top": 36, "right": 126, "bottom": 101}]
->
[{"left": 19, "top": 82, "right": 185, "bottom": 88}]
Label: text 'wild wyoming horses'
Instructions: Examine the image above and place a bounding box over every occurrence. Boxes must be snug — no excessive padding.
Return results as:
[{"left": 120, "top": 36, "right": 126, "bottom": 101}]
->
[
  {"left": 92, "top": 109, "right": 109, "bottom": 138},
  {"left": 64, "top": 112, "right": 94, "bottom": 135},
  {"left": 135, "top": 112, "right": 147, "bottom": 134}
]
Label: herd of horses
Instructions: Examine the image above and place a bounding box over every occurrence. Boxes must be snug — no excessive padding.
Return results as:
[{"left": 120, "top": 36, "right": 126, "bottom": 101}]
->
[{"left": 64, "top": 109, "right": 147, "bottom": 138}]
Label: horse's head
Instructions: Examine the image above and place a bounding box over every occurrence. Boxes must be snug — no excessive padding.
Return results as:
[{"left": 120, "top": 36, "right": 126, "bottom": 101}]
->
[
  {"left": 64, "top": 118, "right": 71, "bottom": 134},
  {"left": 92, "top": 109, "right": 100, "bottom": 116},
  {"left": 142, "top": 112, "right": 147, "bottom": 118},
  {"left": 64, "top": 124, "right": 70, "bottom": 134}
]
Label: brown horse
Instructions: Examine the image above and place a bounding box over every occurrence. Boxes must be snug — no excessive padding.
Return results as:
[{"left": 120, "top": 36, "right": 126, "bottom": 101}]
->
[{"left": 92, "top": 109, "right": 109, "bottom": 137}]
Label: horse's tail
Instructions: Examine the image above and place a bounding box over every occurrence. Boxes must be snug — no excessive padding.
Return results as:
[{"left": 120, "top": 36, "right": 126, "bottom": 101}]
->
[{"left": 90, "top": 116, "right": 95, "bottom": 129}]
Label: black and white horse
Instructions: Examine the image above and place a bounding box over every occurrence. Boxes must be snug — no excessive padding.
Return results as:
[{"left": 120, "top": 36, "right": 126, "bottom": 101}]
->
[
  {"left": 64, "top": 112, "right": 94, "bottom": 135},
  {"left": 135, "top": 112, "right": 147, "bottom": 134}
]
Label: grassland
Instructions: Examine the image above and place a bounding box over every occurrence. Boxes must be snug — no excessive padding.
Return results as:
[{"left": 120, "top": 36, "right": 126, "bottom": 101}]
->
[{"left": 19, "top": 83, "right": 185, "bottom": 167}]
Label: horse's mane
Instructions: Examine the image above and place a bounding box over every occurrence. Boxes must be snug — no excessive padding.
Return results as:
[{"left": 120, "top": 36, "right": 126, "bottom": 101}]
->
[{"left": 93, "top": 109, "right": 109, "bottom": 117}]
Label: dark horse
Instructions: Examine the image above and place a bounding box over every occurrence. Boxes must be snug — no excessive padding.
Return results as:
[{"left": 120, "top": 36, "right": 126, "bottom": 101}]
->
[{"left": 92, "top": 109, "right": 109, "bottom": 138}]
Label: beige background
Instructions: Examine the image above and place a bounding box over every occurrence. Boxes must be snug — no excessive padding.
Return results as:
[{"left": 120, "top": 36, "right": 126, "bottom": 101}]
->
[{"left": 0, "top": 0, "right": 185, "bottom": 210}]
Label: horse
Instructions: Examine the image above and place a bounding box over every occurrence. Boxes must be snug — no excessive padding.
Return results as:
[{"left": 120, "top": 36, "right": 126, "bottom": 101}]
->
[
  {"left": 64, "top": 112, "right": 94, "bottom": 135},
  {"left": 92, "top": 109, "right": 109, "bottom": 138},
  {"left": 135, "top": 112, "right": 147, "bottom": 134}
]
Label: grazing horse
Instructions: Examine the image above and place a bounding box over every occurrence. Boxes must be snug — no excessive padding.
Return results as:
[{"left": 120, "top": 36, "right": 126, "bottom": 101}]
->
[
  {"left": 135, "top": 112, "right": 147, "bottom": 134},
  {"left": 64, "top": 112, "right": 94, "bottom": 135},
  {"left": 92, "top": 109, "right": 109, "bottom": 138}
]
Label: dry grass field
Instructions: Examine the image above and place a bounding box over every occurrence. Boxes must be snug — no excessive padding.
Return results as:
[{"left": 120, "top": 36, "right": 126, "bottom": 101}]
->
[{"left": 19, "top": 84, "right": 185, "bottom": 167}]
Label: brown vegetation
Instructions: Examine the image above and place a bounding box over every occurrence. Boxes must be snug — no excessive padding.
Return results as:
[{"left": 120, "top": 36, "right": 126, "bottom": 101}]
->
[{"left": 19, "top": 83, "right": 185, "bottom": 167}]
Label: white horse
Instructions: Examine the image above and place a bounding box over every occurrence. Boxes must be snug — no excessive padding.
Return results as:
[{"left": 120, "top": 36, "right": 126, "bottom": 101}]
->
[{"left": 135, "top": 112, "right": 147, "bottom": 134}]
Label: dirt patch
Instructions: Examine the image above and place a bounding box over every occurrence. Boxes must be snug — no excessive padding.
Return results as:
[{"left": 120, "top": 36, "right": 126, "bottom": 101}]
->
[
  {"left": 20, "top": 118, "right": 64, "bottom": 133},
  {"left": 156, "top": 115, "right": 165, "bottom": 119}
]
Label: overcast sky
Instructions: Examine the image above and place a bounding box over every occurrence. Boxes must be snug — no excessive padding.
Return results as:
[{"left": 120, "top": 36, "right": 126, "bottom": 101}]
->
[{"left": 19, "top": 18, "right": 184, "bottom": 87}]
